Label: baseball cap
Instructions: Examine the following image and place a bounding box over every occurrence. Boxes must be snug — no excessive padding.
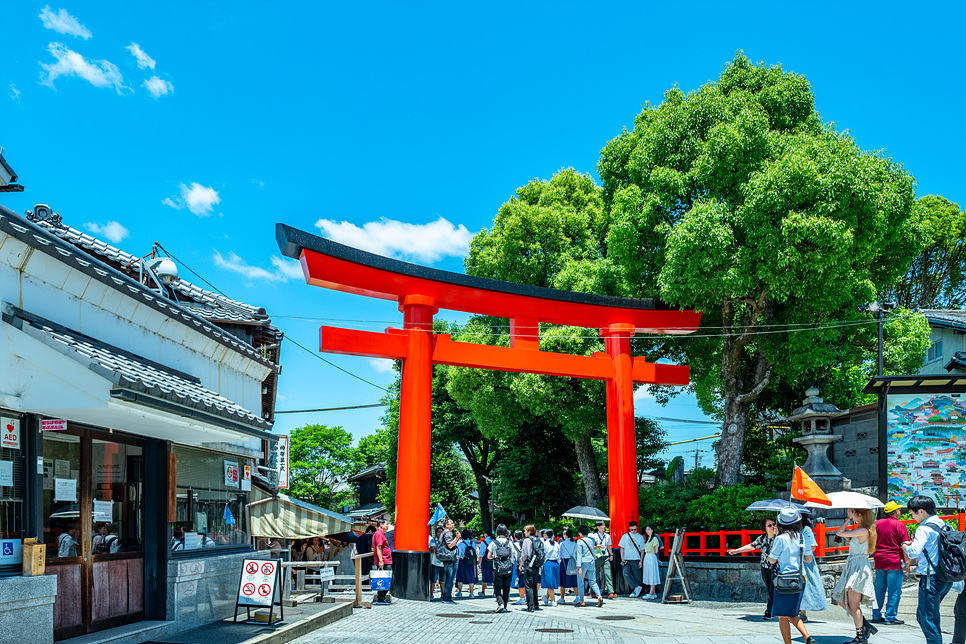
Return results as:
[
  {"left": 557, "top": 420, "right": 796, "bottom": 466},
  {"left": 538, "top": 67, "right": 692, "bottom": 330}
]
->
[{"left": 883, "top": 501, "right": 902, "bottom": 514}]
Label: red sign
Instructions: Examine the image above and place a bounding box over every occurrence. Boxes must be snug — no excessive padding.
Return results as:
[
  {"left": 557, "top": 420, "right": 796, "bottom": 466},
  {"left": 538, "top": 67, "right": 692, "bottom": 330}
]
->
[
  {"left": 246, "top": 562, "right": 259, "bottom": 574},
  {"left": 1, "top": 417, "right": 19, "bottom": 450},
  {"left": 237, "top": 558, "right": 278, "bottom": 608},
  {"left": 261, "top": 562, "right": 274, "bottom": 576},
  {"left": 258, "top": 584, "right": 272, "bottom": 597},
  {"left": 242, "top": 583, "right": 255, "bottom": 596},
  {"left": 40, "top": 419, "right": 67, "bottom": 432}
]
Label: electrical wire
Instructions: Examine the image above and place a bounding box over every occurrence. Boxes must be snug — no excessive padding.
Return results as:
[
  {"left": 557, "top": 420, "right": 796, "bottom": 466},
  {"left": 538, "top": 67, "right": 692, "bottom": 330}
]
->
[
  {"left": 154, "top": 243, "right": 230, "bottom": 297},
  {"left": 275, "top": 403, "right": 388, "bottom": 414},
  {"left": 285, "top": 335, "right": 389, "bottom": 392}
]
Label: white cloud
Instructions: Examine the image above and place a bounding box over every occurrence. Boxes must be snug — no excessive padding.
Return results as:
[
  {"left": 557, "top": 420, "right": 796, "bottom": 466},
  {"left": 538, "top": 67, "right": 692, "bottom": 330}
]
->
[
  {"left": 314, "top": 216, "right": 474, "bottom": 263},
  {"left": 83, "top": 221, "right": 129, "bottom": 244},
  {"left": 162, "top": 182, "right": 221, "bottom": 217},
  {"left": 369, "top": 359, "right": 396, "bottom": 373},
  {"left": 634, "top": 386, "right": 656, "bottom": 406},
  {"left": 143, "top": 75, "right": 173, "bottom": 98},
  {"left": 39, "top": 6, "right": 92, "bottom": 39},
  {"left": 9, "top": 84, "right": 20, "bottom": 102},
  {"left": 40, "top": 42, "right": 126, "bottom": 93},
  {"left": 213, "top": 251, "right": 303, "bottom": 282},
  {"left": 125, "top": 42, "right": 155, "bottom": 70}
]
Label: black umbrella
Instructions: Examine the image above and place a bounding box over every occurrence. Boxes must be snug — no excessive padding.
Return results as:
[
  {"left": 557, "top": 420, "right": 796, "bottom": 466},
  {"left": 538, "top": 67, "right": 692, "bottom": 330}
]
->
[{"left": 562, "top": 505, "right": 610, "bottom": 521}]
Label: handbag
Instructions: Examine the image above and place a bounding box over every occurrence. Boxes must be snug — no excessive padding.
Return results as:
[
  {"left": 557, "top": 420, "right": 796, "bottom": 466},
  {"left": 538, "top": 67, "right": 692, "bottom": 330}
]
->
[
  {"left": 370, "top": 569, "right": 392, "bottom": 591},
  {"left": 774, "top": 534, "right": 806, "bottom": 595}
]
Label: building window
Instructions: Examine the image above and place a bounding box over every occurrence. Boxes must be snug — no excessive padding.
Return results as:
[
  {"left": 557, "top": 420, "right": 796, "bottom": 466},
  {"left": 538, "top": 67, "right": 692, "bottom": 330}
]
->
[
  {"left": 928, "top": 340, "right": 944, "bottom": 363},
  {"left": 171, "top": 445, "right": 252, "bottom": 552},
  {"left": 0, "top": 414, "right": 26, "bottom": 575}
]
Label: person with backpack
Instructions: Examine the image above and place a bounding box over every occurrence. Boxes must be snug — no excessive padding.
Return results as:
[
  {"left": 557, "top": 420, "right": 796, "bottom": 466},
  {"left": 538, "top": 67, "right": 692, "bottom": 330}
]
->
[
  {"left": 903, "top": 495, "right": 957, "bottom": 644},
  {"left": 574, "top": 525, "right": 604, "bottom": 607},
  {"left": 436, "top": 518, "right": 462, "bottom": 604},
  {"left": 518, "top": 524, "right": 542, "bottom": 612},
  {"left": 541, "top": 529, "right": 561, "bottom": 606},
  {"left": 92, "top": 522, "right": 114, "bottom": 555},
  {"left": 478, "top": 529, "right": 494, "bottom": 597},
  {"left": 831, "top": 508, "right": 878, "bottom": 643},
  {"left": 486, "top": 524, "right": 515, "bottom": 613},
  {"left": 511, "top": 529, "right": 527, "bottom": 605},
  {"left": 456, "top": 528, "right": 478, "bottom": 598},
  {"left": 870, "top": 501, "right": 910, "bottom": 626}
]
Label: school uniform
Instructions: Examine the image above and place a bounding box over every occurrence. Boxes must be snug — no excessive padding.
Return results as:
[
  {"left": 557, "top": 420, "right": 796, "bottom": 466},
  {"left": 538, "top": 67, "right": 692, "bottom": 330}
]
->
[
  {"left": 479, "top": 537, "right": 494, "bottom": 584},
  {"left": 456, "top": 540, "right": 479, "bottom": 584},
  {"left": 559, "top": 538, "right": 578, "bottom": 588},
  {"left": 541, "top": 539, "right": 561, "bottom": 588}
]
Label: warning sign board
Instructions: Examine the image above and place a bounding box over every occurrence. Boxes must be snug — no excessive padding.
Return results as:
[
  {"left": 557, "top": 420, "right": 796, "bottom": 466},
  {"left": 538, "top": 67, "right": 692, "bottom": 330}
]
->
[{"left": 236, "top": 558, "right": 278, "bottom": 607}]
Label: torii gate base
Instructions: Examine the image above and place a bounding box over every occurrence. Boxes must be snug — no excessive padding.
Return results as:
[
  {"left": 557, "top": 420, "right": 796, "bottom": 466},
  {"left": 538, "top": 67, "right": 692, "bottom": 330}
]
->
[{"left": 278, "top": 224, "right": 701, "bottom": 600}]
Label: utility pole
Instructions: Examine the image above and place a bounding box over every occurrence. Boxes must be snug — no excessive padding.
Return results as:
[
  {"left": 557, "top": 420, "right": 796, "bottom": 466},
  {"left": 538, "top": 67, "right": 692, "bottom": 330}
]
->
[{"left": 685, "top": 448, "right": 706, "bottom": 471}]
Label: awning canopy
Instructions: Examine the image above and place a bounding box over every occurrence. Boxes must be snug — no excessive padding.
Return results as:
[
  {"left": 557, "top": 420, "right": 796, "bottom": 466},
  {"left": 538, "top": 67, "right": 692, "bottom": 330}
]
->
[{"left": 248, "top": 494, "right": 353, "bottom": 539}]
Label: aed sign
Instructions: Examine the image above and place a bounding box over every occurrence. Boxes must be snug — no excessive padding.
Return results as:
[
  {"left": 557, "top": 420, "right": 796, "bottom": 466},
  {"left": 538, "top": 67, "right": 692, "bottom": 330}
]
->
[
  {"left": 1, "top": 417, "right": 20, "bottom": 450},
  {"left": 237, "top": 558, "right": 277, "bottom": 607}
]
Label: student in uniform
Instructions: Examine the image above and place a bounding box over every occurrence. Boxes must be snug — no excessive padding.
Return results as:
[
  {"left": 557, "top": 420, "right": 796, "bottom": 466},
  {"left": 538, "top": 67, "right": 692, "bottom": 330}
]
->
[
  {"left": 541, "top": 529, "right": 561, "bottom": 606},
  {"left": 558, "top": 528, "right": 578, "bottom": 604},
  {"left": 455, "top": 529, "right": 478, "bottom": 598},
  {"left": 511, "top": 530, "right": 527, "bottom": 605},
  {"left": 478, "top": 529, "right": 494, "bottom": 597}
]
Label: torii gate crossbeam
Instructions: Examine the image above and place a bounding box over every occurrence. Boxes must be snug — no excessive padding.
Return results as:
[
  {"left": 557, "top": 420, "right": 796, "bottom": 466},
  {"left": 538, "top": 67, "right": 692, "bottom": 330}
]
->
[{"left": 277, "top": 224, "right": 702, "bottom": 600}]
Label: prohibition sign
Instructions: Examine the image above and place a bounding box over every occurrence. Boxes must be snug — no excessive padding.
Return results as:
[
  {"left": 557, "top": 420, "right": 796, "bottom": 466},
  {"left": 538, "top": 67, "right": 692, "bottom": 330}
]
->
[
  {"left": 242, "top": 583, "right": 255, "bottom": 596},
  {"left": 258, "top": 584, "right": 272, "bottom": 597},
  {"left": 261, "top": 562, "right": 274, "bottom": 575},
  {"left": 246, "top": 562, "right": 259, "bottom": 574}
]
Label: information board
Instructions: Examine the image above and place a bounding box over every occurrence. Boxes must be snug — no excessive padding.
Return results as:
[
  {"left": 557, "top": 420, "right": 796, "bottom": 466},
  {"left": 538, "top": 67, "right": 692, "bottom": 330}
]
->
[{"left": 237, "top": 559, "right": 279, "bottom": 607}]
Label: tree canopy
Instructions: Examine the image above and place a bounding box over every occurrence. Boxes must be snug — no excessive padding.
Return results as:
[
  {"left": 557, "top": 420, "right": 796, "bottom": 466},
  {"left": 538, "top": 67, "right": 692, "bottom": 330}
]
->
[{"left": 288, "top": 423, "right": 358, "bottom": 510}]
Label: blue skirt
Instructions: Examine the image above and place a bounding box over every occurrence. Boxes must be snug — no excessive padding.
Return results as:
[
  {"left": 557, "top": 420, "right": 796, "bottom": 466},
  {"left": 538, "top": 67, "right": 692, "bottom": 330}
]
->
[
  {"left": 456, "top": 557, "right": 478, "bottom": 584},
  {"left": 559, "top": 558, "right": 578, "bottom": 587},
  {"left": 512, "top": 565, "right": 524, "bottom": 588},
  {"left": 772, "top": 588, "right": 804, "bottom": 617},
  {"left": 541, "top": 560, "right": 560, "bottom": 588},
  {"left": 481, "top": 558, "right": 494, "bottom": 583}
]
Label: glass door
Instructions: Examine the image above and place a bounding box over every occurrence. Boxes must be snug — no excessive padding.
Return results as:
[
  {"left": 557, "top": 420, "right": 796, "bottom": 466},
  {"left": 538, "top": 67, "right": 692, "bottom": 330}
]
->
[{"left": 43, "top": 427, "right": 144, "bottom": 640}]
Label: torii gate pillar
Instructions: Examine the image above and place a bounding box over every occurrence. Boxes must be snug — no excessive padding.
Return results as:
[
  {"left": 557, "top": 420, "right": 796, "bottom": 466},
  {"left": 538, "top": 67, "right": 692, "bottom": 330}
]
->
[{"left": 603, "top": 323, "right": 639, "bottom": 529}]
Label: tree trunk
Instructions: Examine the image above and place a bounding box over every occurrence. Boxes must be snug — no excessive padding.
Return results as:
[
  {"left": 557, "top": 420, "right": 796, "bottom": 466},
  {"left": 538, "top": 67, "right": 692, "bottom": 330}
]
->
[
  {"left": 472, "top": 470, "right": 493, "bottom": 534},
  {"left": 574, "top": 433, "right": 605, "bottom": 507}
]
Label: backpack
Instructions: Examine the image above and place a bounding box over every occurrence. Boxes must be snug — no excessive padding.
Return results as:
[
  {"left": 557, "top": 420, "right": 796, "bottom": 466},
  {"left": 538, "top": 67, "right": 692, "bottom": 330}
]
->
[
  {"left": 436, "top": 531, "right": 457, "bottom": 562},
  {"left": 920, "top": 522, "right": 966, "bottom": 583},
  {"left": 93, "top": 535, "right": 116, "bottom": 555},
  {"left": 529, "top": 536, "right": 546, "bottom": 569},
  {"left": 494, "top": 538, "right": 513, "bottom": 575},
  {"left": 463, "top": 541, "right": 478, "bottom": 566}
]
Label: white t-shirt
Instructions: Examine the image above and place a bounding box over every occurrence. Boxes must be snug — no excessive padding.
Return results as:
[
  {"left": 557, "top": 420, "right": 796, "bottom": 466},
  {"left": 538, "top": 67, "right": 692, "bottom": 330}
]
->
[
  {"left": 618, "top": 532, "right": 646, "bottom": 560},
  {"left": 430, "top": 536, "right": 443, "bottom": 567},
  {"left": 544, "top": 539, "right": 560, "bottom": 561},
  {"left": 591, "top": 530, "right": 612, "bottom": 555}
]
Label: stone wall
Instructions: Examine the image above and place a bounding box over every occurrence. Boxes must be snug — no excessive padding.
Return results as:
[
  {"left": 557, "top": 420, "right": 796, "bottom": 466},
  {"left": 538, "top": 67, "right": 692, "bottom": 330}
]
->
[
  {"left": 0, "top": 575, "right": 57, "bottom": 644},
  {"left": 166, "top": 551, "right": 271, "bottom": 632},
  {"left": 831, "top": 404, "right": 879, "bottom": 490}
]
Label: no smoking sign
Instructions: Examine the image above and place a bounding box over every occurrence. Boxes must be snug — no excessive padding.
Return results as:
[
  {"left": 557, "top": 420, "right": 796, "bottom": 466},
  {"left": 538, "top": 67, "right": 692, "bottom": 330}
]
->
[{"left": 242, "top": 583, "right": 255, "bottom": 596}]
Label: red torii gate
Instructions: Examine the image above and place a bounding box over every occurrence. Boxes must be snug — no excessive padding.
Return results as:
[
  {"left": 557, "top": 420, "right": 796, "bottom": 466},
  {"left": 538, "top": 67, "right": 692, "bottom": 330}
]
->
[{"left": 277, "top": 224, "right": 702, "bottom": 599}]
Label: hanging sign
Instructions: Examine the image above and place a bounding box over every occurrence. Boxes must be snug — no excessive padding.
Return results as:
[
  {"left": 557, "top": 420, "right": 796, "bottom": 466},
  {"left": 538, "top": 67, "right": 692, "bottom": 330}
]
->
[
  {"left": 276, "top": 436, "right": 289, "bottom": 489},
  {"left": 236, "top": 559, "right": 279, "bottom": 607},
  {"left": 225, "top": 461, "right": 239, "bottom": 487},
  {"left": 241, "top": 464, "right": 251, "bottom": 491},
  {"left": 1, "top": 417, "right": 20, "bottom": 449},
  {"left": 40, "top": 419, "right": 67, "bottom": 432}
]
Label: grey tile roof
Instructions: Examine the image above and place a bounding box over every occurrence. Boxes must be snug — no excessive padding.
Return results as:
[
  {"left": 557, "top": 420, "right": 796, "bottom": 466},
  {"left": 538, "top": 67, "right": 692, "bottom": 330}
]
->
[
  {"left": 923, "top": 310, "right": 966, "bottom": 331},
  {"left": 0, "top": 206, "right": 276, "bottom": 371},
  {"left": 28, "top": 217, "right": 272, "bottom": 326},
  {"left": 6, "top": 305, "right": 270, "bottom": 433}
]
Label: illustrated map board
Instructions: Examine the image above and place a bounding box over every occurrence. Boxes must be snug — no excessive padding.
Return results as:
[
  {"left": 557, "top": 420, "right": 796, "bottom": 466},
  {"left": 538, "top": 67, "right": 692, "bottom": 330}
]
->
[{"left": 887, "top": 392, "right": 966, "bottom": 507}]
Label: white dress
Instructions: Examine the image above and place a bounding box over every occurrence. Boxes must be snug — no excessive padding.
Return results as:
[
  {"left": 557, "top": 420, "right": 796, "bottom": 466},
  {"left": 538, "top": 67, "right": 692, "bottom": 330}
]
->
[
  {"left": 831, "top": 536, "right": 878, "bottom": 611},
  {"left": 642, "top": 538, "right": 661, "bottom": 585}
]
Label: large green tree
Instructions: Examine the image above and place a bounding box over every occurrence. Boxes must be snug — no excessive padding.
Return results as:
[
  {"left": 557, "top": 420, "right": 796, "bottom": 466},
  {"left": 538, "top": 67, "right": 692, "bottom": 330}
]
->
[
  {"left": 288, "top": 423, "right": 358, "bottom": 510},
  {"left": 598, "top": 54, "right": 929, "bottom": 485},
  {"left": 884, "top": 195, "right": 966, "bottom": 309}
]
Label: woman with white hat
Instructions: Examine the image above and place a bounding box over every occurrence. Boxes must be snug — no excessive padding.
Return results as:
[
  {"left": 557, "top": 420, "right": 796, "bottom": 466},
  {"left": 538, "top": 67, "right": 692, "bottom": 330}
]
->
[{"left": 768, "top": 507, "right": 815, "bottom": 644}]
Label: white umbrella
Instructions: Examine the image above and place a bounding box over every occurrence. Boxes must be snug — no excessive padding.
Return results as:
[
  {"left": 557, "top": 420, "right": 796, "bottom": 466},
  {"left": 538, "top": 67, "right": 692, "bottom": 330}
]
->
[{"left": 804, "top": 491, "right": 884, "bottom": 510}]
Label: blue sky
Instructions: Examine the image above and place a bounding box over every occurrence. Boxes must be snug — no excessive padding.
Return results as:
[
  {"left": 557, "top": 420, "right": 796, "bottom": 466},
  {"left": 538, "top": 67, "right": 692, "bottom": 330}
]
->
[{"left": 2, "top": 2, "right": 964, "bottom": 468}]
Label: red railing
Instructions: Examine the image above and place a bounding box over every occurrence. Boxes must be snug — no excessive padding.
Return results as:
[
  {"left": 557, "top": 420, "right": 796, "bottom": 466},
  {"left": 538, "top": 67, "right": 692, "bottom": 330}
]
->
[{"left": 658, "top": 512, "right": 966, "bottom": 558}]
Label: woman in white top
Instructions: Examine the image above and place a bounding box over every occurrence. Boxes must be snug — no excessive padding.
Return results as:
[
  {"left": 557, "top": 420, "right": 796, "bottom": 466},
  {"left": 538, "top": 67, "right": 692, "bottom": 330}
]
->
[
  {"left": 768, "top": 508, "right": 815, "bottom": 644},
  {"left": 541, "top": 529, "right": 561, "bottom": 606},
  {"left": 831, "top": 508, "right": 878, "bottom": 644}
]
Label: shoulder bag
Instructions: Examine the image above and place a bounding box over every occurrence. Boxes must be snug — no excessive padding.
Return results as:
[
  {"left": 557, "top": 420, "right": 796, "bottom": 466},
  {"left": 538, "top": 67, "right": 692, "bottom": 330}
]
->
[{"left": 774, "top": 534, "right": 806, "bottom": 594}]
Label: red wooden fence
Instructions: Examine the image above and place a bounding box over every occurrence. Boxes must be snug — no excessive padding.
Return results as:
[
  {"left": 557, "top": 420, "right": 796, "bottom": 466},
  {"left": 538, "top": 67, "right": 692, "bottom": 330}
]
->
[{"left": 659, "top": 512, "right": 966, "bottom": 558}]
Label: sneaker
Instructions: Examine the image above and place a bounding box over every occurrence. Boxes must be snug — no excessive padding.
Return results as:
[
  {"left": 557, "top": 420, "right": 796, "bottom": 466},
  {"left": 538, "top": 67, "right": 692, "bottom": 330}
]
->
[
  {"left": 477, "top": 592, "right": 485, "bottom": 598},
  {"left": 883, "top": 619, "right": 904, "bottom": 625},
  {"left": 805, "top": 638, "right": 816, "bottom": 644},
  {"left": 799, "top": 611, "right": 808, "bottom": 623},
  {"left": 455, "top": 591, "right": 463, "bottom": 598},
  {"left": 763, "top": 612, "right": 772, "bottom": 621},
  {"left": 549, "top": 600, "right": 557, "bottom": 607},
  {"left": 513, "top": 598, "right": 526, "bottom": 605},
  {"left": 630, "top": 586, "right": 642, "bottom": 598}
]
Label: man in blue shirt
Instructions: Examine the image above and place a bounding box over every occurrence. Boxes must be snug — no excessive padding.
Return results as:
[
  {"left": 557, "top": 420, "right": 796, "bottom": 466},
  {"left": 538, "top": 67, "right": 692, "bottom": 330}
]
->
[{"left": 903, "top": 495, "right": 952, "bottom": 644}]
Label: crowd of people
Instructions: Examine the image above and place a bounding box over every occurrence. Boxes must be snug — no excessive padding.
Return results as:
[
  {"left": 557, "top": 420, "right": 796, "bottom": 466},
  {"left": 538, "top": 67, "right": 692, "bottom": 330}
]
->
[
  {"left": 727, "top": 496, "right": 960, "bottom": 644},
  {"left": 425, "top": 518, "right": 662, "bottom": 612}
]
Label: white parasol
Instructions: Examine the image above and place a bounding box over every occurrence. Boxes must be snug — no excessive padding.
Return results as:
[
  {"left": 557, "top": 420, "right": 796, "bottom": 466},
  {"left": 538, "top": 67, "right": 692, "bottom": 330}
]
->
[{"left": 804, "top": 491, "right": 884, "bottom": 510}]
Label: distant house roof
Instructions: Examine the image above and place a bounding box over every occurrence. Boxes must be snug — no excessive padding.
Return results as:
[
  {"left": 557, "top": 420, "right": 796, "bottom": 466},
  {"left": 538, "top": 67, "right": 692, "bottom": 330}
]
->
[
  {"left": 0, "top": 205, "right": 277, "bottom": 370},
  {"left": 923, "top": 310, "right": 966, "bottom": 332},
  {"left": 4, "top": 304, "right": 270, "bottom": 434},
  {"left": 347, "top": 463, "right": 387, "bottom": 483},
  {"left": 346, "top": 503, "right": 387, "bottom": 519}
]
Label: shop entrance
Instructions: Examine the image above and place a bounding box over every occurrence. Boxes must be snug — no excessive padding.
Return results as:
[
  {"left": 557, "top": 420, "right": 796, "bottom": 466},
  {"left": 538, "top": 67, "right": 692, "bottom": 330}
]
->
[{"left": 42, "top": 426, "right": 145, "bottom": 640}]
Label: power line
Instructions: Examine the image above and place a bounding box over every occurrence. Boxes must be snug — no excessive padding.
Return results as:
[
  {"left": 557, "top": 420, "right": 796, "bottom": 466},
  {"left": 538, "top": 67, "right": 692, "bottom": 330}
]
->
[
  {"left": 666, "top": 434, "right": 721, "bottom": 446},
  {"left": 154, "top": 243, "right": 229, "bottom": 297},
  {"left": 276, "top": 403, "right": 388, "bottom": 414},
  {"left": 643, "top": 415, "right": 720, "bottom": 426},
  {"left": 284, "top": 335, "right": 389, "bottom": 392}
]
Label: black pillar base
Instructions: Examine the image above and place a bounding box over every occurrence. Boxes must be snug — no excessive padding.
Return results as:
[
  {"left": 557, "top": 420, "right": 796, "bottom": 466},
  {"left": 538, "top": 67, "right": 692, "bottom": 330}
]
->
[{"left": 390, "top": 550, "right": 430, "bottom": 601}]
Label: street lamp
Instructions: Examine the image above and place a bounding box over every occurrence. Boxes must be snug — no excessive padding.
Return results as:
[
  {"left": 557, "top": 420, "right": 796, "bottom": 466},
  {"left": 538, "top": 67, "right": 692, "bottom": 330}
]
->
[{"left": 857, "top": 301, "right": 897, "bottom": 376}]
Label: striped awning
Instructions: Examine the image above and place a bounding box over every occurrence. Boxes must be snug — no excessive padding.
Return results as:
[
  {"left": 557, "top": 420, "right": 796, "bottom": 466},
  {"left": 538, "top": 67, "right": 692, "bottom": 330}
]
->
[{"left": 247, "top": 494, "right": 353, "bottom": 539}]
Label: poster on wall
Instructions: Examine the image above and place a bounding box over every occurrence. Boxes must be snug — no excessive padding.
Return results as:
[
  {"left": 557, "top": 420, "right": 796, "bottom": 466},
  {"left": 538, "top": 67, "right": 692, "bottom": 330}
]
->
[
  {"left": 241, "top": 464, "right": 251, "bottom": 491},
  {"left": 1, "top": 417, "right": 20, "bottom": 450},
  {"left": 225, "top": 461, "right": 239, "bottom": 487},
  {"left": 887, "top": 392, "right": 966, "bottom": 506},
  {"left": 0, "top": 461, "right": 12, "bottom": 487}
]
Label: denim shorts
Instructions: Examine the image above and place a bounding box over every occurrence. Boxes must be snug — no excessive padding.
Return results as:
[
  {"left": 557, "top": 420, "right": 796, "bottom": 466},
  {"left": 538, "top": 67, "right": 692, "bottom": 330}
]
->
[{"left": 430, "top": 564, "right": 443, "bottom": 583}]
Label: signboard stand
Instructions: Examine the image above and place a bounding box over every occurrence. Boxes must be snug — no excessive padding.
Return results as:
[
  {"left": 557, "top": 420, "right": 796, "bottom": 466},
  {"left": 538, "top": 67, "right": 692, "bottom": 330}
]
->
[
  {"left": 234, "top": 559, "right": 284, "bottom": 626},
  {"left": 661, "top": 528, "right": 692, "bottom": 604}
]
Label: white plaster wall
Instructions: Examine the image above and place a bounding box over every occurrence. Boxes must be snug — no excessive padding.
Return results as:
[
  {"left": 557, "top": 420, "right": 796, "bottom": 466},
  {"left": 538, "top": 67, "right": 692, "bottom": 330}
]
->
[
  {"left": 920, "top": 326, "right": 966, "bottom": 375},
  {"left": 0, "top": 230, "right": 270, "bottom": 416}
]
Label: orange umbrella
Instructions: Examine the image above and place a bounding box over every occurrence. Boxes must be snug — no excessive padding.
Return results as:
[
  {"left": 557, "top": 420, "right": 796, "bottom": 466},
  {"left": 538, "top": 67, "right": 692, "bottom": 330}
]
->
[{"left": 791, "top": 466, "right": 832, "bottom": 506}]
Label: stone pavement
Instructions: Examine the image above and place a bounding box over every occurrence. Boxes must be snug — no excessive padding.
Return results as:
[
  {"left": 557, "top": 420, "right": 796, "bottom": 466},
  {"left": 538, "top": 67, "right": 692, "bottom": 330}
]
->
[{"left": 290, "top": 584, "right": 959, "bottom": 644}]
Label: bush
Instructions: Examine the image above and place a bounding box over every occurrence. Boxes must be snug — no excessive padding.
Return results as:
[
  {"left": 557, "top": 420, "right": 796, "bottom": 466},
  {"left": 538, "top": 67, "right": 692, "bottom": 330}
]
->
[{"left": 639, "top": 471, "right": 773, "bottom": 532}]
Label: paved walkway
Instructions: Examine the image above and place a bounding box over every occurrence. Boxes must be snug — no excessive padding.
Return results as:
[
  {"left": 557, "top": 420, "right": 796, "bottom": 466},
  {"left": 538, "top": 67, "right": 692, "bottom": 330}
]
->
[{"left": 291, "top": 584, "right": 959, "bottom": 644}]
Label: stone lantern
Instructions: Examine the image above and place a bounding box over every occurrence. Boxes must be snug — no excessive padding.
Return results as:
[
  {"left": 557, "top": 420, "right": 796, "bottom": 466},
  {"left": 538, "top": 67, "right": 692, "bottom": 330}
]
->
[{"left": 787, "top": 387, "right": 852, "bottom": 492}]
